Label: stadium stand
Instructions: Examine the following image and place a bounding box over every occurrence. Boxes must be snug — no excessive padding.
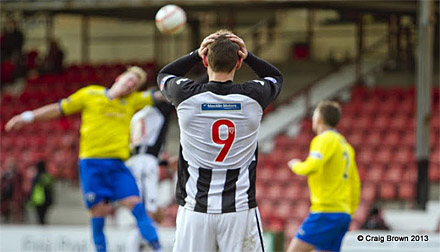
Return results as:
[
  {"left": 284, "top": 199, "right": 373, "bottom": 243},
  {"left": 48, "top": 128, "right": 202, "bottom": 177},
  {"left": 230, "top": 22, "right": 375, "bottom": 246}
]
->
[{"left": 2, "top": 73, "right": 438, "bottom": 234}]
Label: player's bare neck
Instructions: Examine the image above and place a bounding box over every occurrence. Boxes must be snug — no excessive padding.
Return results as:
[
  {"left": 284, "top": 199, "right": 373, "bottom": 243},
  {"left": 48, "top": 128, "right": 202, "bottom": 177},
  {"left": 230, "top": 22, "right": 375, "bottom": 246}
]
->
[
  {"left": 317, "top": 124, "right": 332, "bottom": 135},
  {"left": 209, "top": 71, "right": 235, "bottom": 83},
  {"left": 107, "top": 88, "right": 116, "bottom": 100},
  {"left": 107, "top": 87, "right": 120, "bottom": 100}
]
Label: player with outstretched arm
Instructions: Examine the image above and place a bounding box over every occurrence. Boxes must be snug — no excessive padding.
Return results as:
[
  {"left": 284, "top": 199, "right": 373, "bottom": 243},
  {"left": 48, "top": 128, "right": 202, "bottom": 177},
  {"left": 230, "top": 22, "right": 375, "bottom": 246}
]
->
[
  {"left": 6, "top": 67, "right": 163, "bottom": 252},
  {"left": 286, "top": 101, "right": 361, "bottom": 252}
]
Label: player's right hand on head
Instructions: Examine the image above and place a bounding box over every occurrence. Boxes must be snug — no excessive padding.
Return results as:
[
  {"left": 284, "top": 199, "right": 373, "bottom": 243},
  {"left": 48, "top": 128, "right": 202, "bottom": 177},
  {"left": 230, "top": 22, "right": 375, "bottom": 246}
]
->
[{"left": 5, "top": 115, "right": 25, "bottom": 132}]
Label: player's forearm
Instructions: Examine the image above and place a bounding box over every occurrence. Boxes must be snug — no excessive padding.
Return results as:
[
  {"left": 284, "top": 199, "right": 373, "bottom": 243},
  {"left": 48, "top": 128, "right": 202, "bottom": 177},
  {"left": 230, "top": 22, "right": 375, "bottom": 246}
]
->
[
  {"left": 32, "top": 103, "right": 63, "bottom": 121},
  {"left": 291, "top": 159, "right": 321, "bottom": 176},
  {"left": 158, "top": 50, "right": 201, "bottom": 77},
  {"left": 244, "top": 52, "right": 283, "bottom": 82},
  {"left": 6, "top": 102, "right": 62, "bottom": 132}
]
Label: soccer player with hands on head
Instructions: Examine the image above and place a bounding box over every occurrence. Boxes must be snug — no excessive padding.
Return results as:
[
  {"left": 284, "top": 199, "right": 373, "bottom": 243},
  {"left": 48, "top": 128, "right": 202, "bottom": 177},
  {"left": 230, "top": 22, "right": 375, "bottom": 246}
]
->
[
  {"left": 157, "top": 30, "right": 283, "bottom": 252},
  {"left": 6, "top": 67, "right": 164, "bottom": 252},
  {"left": 287, "top": 101, "right": 361, "bottom": 252}
]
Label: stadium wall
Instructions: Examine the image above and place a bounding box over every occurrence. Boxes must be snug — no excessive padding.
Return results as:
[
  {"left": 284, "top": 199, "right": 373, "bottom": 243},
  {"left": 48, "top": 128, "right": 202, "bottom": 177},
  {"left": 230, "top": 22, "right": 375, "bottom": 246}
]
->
[
  {"left": 1, "top": 225, "right": 439, "bottom": 252},
  {"left": 18, "top": 10, "right": 391, "bottom": 65}
]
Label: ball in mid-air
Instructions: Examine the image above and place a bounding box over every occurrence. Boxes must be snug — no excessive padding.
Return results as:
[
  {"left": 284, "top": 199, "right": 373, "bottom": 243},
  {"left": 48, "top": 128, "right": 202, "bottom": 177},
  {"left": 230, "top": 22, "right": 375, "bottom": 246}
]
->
[{"left": 155, "top": 5, "right": 187, "bottom": 35}]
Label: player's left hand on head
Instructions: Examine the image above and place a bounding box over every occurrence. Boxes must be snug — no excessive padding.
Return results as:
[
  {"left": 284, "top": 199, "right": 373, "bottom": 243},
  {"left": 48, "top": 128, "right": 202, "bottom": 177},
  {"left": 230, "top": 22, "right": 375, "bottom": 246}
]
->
[
  {"left": 287, "top": 158, "right": 301, "bottom": 170},
  {"left": 226, "top": 34, "right": 248, "bottom": 60}
]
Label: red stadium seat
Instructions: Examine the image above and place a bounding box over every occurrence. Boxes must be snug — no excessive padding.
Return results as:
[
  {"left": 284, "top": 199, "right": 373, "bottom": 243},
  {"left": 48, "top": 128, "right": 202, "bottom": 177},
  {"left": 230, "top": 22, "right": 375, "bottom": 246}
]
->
[
  {"left": 255, "top": 182, "right": 267, "bottom": 202},
  {"left": 397, "top": 182, "right": 415, "bottom": 200},
  {"left": 430, "top": 130, "right": 439, "bottom": 150},
  {"left": 361, "top": 182, "right": 377, "bottom": 202},
  {"left": 259, "top": 199, "right": 275, "bottom": 221},
  {"left": 268, "top": 218, "right": 284, "bottom": 232},
  {"left": 395, "top": 147, "right": 415, "bottom": 165},
  {"left": 430, "top": 148, "right": 440, "bottom": 165},
  {"left": 295, "top": 132, "right": 313, "bottom": 149},
  {"left": 429, "top": 162, "right": 440, "bottom": 182},
  {"left": 258, "top": 154, "right": 277, "bottom": 170},
  {"left": 388, "top": 87, "right": 406, "bottom": 100},
  {"left": 352, "top": 115, "right": 372, "bottom": 132},
  {"left": 357, "top": 148, "right": 375, "bottom": 166},
  {"left": 371, "top": 87, "right": 387, "bottom": 100},
  {"left": 383, "top": 131, "right": 400, "bottom": 147},
  {"left": 282, "top": 183, "right": 302, "bottom": 201},
  {"left": 266, "top": 184, "right": 284, "bottom": 200},
  {"left": 365, "top": 131, "right": 382, "bottom": 148},
  {"left": 297, "top": 185, "right": 310, "bottom": 201},
  {"left": 357, "top": 166, "right": 367, "bottom": 181},
  {"left": 271, "top": 149, "right": 290, "bottom": 167},
  {"left": 273, "top": 167, "right": 296, "bottom": 185},
  {"left": 365, "top": 164, "right": 384, "bottom": 182},
  {"left": 371, "top": 115, "right": 390, "bottom": 132},
  {"left": 337, "top": 116, "right": 354, "bottom": 134},
  {"left": 378, "top": 182, "right": 396, "bottom": 200},
  {"left": 1, "top": 135, "right": 14, "bottom": 151},
  {"left": 375, "top": 147, "right": 393, "bottom": 165},
  {"left": 402, "top": 164, "right": 418, "bottom": 183},
  {"left": 385, "top": 165, "right": 403, "bottom": 183},
  {"left": 274, "top": 201, "right": 292, "bottom": 220},
  {"left": 431, "top": 112, "right": 440, "bottom": 130},
  {"left": 389, "top": 114, "right": 410, "bottom": 131},
  {"left": 381, "top": 97, "right": 399, "bottom": 116},
  {"left": 274, "top": 134, "right": 292, "bottom": 150},
  {"left": 351, "top": 85, "right": 369, "bottom": 99},
  {"left": 348, "top": 131, "right": 364, "bottom": 149},
  {"left": 363, "top": 98, "right": 381, "bottom": 115},
  {"left": 258, "top": 168, "right": 274, "bottom": 184}
]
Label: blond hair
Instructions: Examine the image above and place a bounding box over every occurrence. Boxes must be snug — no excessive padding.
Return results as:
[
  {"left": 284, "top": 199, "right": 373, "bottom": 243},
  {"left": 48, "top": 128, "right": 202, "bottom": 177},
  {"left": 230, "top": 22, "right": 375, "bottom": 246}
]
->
[
  {"left": 125, "top": 66, "right": 147, "bottom": 86},
  {"left": 215, "top": 29, "right": 233, "bottom": 35}
]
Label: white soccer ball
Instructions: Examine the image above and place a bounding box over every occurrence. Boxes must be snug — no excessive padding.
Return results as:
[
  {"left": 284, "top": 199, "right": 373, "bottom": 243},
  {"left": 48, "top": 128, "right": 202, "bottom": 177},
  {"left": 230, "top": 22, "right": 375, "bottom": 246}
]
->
[{"left": 155, "top": 5, "right": 187, "bottom": 35}]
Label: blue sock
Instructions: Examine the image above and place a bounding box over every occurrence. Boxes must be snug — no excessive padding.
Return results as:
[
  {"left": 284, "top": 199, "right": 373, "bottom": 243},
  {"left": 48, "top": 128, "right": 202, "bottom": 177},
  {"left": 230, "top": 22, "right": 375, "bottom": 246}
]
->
[
  {"left": 131, "top": 202, "right": 161, "bottom": 251},
  {"left": 91, "top": 217, "right": 106, "bottom": 252}
]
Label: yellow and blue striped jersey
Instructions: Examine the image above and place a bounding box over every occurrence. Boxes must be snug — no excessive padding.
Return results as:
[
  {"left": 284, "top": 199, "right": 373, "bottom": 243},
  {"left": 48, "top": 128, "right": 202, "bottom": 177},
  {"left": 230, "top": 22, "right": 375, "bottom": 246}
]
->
[
  {"left": 59, "top": 85, "right": 154, "bottom": 160},
  {"left": 291, "top": 130, "right": 360, "bottom": 216}
]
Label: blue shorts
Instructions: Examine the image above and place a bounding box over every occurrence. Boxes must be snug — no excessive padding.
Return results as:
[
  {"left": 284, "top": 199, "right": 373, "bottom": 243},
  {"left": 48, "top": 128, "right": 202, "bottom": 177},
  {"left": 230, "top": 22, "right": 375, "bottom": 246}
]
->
[
  {"left": 295, "top": 212, "right": 351, "bottom": 252},
  {"left": 79, "top": 158, "right": 139, "bottom": 209}
]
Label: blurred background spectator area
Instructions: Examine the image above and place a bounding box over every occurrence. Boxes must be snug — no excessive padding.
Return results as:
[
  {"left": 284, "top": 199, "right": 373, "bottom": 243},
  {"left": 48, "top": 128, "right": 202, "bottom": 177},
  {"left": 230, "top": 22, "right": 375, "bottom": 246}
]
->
[{"left": 0, "top": 2, "right": 439, "bottom": 249}]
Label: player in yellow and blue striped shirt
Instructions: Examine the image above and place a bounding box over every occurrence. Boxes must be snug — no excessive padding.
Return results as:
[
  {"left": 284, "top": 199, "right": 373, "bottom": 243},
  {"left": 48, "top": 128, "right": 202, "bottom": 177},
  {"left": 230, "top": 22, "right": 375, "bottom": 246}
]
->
[
  {"left": 6, "top": 66, "right": 164, "bottom": 252},
  {"left": 286, "top": 101, "right": 361, "bottom": 252}
]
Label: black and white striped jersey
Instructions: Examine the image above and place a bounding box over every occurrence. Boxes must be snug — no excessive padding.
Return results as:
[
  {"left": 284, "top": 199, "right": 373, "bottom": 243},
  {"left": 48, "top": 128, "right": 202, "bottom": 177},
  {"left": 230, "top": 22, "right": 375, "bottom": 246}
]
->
[
  {"left": 157, "top": 50, "right": 283, "bottom": 213},
  {"left": 129, "top": 102, "right": 174, "bottom": 158}
]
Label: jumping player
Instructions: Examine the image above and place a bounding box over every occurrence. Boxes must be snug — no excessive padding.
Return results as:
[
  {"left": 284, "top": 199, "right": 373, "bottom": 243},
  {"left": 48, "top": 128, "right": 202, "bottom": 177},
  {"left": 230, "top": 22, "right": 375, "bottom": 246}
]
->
[
  {"left": 157, "top": 30, "right": 283, "bottom": 251},
  {"left": 125, "top": 100, "right": 174, "bottom": 252},
  {"left": 286, "top": 101, "right": 361, "bottom": 252},
  {"left": 6, "top": 66, "right": 163, "bottom": 252}
]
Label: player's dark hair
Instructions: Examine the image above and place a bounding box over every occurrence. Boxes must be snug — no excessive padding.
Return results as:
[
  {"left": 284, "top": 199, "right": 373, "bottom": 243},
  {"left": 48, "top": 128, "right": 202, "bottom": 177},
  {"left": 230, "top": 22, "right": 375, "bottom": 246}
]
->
[
  {"left": 317, "top": 101, "right": 341, "bottom": 128},
  {"left": 207, "top": 33, "right": 240, "bottom": 73}
]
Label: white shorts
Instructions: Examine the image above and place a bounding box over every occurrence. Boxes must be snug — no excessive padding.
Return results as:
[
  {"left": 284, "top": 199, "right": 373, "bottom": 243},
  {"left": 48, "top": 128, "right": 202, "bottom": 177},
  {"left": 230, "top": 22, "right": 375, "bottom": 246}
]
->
[
  {"left": 125, "top": 153, "right": 159, "bottom": 213},
  {"left": 173, "top": 206, "right": 265, "bottom": 252}
]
